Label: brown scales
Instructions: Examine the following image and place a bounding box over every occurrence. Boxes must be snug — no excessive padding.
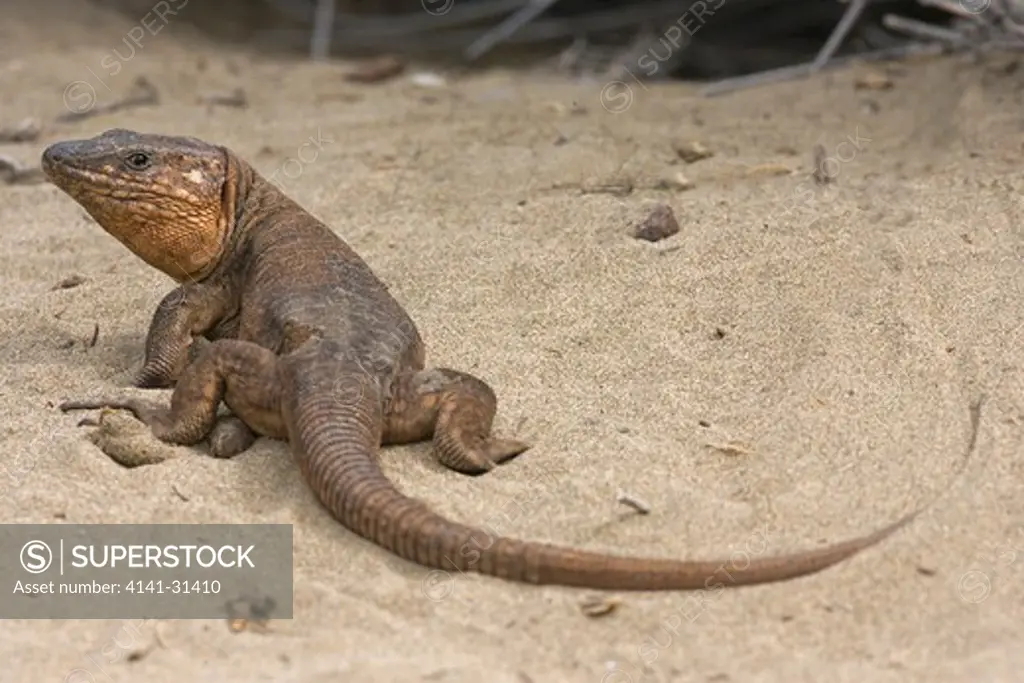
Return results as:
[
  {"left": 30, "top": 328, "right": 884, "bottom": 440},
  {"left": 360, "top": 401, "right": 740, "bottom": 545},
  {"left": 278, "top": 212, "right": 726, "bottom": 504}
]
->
[{"left": 44, "top": 128, "right": 924, "bottom": 590}]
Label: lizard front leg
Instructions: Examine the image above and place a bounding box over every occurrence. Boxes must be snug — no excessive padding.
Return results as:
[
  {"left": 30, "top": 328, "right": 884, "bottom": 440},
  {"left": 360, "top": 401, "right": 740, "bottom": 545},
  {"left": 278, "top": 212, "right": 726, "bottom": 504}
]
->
[
  {"left": 134, "top": 282, "right": 236, "bottom": 388},
  {"left": 132, "top": 283, "right": 255, "bottom": 456},
  {"left": 383, "top": 367, "right": 530, "bottom": 475},
  {"left": 61, "top": 339, "right": 286, "bottom": 458}
]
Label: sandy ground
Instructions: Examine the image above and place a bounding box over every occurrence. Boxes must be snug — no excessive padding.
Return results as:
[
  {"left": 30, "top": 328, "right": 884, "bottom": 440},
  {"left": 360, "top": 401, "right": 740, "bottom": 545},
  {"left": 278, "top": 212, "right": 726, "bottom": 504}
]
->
[{"left": 2, "top": 1, "right": 1023, "bottom": 681}]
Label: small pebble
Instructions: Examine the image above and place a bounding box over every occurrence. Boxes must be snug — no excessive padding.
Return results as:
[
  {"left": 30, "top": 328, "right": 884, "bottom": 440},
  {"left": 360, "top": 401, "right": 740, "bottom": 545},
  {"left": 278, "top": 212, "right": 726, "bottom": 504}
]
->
[
  {"left": 579, "top": 595, "right": 621, "bottom": 618},
  {"left": 854, "top": 70, "right": 892, "bottom": 91},
  {"left": 656, "top": 172, "right": 695, "bottom": 191},
  {"left": 673, "top": 140, "right": 713, "bottom": 163},
  {"left": 630, "top": 204, "right": 680, "bottom": 243},
  {"left": 344, "top": 55, "right": 405, "bottom": 84},
  {"left": 52, "top": 274, "right": 86, "bottom": 290},
  {"left": 409, "top": 71, "right": 446, "bottom": 88}
]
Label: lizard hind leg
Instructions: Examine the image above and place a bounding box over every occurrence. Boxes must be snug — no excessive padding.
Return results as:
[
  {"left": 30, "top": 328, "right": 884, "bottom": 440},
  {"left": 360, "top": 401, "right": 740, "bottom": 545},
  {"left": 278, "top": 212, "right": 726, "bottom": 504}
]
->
[
  {"left": 61, "top": 339, "right": 283, "bottom": 452},
  {"left": 384, "top": 367, "right": 531, "bottom": 475}
]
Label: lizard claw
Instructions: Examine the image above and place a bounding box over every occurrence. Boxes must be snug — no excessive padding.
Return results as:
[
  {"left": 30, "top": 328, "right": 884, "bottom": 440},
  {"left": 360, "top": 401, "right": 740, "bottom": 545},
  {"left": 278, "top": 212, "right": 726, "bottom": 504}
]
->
[{"left": 435, "top": 436, "right": 531, "bottom": 476}]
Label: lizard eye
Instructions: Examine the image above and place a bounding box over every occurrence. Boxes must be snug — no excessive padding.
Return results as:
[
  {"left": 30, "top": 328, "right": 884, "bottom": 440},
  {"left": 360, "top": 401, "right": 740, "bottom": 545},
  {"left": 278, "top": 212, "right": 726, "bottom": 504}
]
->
[{"left": 124, "top": 152, "right": 151, "bottom": 170}]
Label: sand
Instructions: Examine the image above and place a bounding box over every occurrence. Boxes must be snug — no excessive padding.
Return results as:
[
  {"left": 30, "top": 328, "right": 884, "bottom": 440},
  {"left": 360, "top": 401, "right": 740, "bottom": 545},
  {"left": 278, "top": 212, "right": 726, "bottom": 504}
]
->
[{"left": 1, "top": 1, "right": 1023, "bottom": 681}]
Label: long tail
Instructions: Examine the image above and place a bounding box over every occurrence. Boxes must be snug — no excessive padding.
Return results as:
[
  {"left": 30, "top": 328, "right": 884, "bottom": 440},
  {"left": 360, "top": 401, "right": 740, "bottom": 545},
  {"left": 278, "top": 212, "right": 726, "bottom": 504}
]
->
[{"left": 284, "top": 369, "right": 920, "bottom": 591}]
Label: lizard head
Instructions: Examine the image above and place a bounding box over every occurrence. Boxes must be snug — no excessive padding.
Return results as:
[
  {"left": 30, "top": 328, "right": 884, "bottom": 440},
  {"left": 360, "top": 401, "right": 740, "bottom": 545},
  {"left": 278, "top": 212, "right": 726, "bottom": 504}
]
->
[{"left": 41, "top": 128, "right": 239, "bottom": 282}]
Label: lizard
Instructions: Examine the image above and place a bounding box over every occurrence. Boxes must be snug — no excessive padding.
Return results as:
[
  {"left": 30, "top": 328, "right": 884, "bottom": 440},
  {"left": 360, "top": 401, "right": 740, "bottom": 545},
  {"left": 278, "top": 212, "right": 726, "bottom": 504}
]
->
[{"left": 42, "top": 128, "right": 924, "bottom": 591}]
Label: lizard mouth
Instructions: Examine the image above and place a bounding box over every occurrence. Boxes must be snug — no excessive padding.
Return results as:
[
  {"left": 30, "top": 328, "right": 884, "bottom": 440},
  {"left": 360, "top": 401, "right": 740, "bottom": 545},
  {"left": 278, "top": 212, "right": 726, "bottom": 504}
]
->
[{"left": 40, "top": 146, "right": 58, "bottom": 179}]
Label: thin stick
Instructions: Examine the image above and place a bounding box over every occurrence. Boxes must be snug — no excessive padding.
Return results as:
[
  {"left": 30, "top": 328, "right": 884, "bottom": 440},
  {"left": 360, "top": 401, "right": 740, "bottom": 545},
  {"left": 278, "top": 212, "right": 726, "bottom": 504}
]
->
[
  {"left": 257, "top": 0, "right": 689, "bottom": 54},
  {"left": 55, "top": 76, "right": 159, "bottom": 123},
  {"left": 310, "top": 0, "right": 337, "bottom": 60},
  {"left": 263, "top": 0, "right": 528, "bottom": 33},
  {"left": 464, "top": 0, "right": 564, "bottom": 61},
  {"left": 616, "top": 490, "right": 651, "bottom": 515},
  {"left": 812, "top": 0, "right": 870, "bottom": 71},
  {"left": 701, "top": 42, "right": 944, "bottom": 97},
  {"left": 882, "top": 13, "right": 972, "bottom": 45}
]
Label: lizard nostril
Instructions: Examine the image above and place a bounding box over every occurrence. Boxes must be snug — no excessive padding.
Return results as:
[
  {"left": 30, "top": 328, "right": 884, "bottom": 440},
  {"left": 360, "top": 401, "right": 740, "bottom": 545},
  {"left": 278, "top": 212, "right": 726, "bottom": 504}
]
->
[
  {"left": 42, "top": 141, "right": 82, "bottom": 165},
  {"left": 41, "top": 144, "right": 64, "bottom": 168}
]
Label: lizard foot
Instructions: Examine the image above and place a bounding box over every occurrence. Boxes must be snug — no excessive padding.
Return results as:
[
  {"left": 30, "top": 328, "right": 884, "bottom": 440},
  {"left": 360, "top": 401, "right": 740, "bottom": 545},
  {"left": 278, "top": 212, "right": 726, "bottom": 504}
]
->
[
  {"left": 435, "top": 433, "right": 532, "bottom": 476},
  {"left": 384, "top": 367, "right": 532, "bottom": 476}
]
